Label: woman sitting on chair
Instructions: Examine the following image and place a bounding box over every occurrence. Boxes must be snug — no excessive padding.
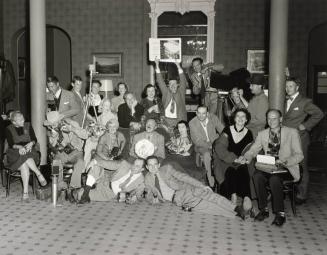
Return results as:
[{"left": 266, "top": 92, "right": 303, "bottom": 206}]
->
[
  {"left": 213, "top": 108, "right": 253, "bottom": 209},
  {"left": 5, "top": 111, "right": 47, "bottom": 202}
]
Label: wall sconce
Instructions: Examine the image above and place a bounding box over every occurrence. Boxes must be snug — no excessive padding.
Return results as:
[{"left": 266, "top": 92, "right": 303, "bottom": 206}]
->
[{"left": 100, "top": 79, "right": 113, "bottom": 98}]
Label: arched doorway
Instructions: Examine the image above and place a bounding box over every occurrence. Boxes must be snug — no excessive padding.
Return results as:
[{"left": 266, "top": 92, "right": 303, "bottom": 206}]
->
[{"left": 13, "top": 25, "right": 71, "bottom": 119}]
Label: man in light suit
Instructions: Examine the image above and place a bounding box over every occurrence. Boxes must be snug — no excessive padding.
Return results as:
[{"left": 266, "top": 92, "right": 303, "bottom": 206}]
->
[
  {"left": 71, "top": 76, "right": 86, "bottom": 127},
  {"left": 154, "top": 59, "right": 187, "bottom": 128},
  {"left": 130, "top": 118, "right": 165, "bottom": 161},
  {"left": 283, "top": 78, "right": 324, "bottom": 204},
  {"left": 190, "top": 57, "right": 224, "bottom": 115},
  {"left": 239, "top": 109, "right": 304, "bottom": 226},
  {"left": 144, "top": 156, "right": 247, "bottom": 219},
  {"left": 47, "top": 76, "right": 81, "bottom": 121},
  {"left": 189, "top": 105, "right": 224, "bottom": 187},
  {"left": 77, "top": 158, "right": 145, "bottom": 204}
]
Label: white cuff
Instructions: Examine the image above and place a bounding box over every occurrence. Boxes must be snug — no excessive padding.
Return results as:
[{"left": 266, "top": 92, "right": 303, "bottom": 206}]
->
[
  {"left": 86, "top": 175, "right": 96, "bottom": 187},
  {"left": 155, "top": 69, "right": 160, "bottom": 74},
  {"left": 178, "top": 69, "right": 183, "bottom": 74}
]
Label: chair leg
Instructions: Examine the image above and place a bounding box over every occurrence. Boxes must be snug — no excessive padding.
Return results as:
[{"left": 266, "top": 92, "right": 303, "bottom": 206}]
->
[
  {"left": 31, "top": 173, "right": 35, "bottom": 195},
  {"left": 292, "top": 185, "right": 297, "bottom": 216},
  {"left": 6, "top": 171, "right": 10, "bottom": 197}
]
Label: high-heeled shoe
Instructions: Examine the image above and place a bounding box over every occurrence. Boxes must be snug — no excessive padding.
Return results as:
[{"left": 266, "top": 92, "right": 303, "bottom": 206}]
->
[{"left": 21, "top": 192, "right": 30, "bottom": 203}]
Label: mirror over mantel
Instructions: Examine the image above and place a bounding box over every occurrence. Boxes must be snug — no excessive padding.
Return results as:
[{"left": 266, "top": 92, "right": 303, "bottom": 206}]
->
[{"left": 148, "top": 0, "right": 216, "bottom": 83}]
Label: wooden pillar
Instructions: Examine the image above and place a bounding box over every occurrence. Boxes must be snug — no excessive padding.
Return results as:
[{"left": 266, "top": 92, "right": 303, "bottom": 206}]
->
[
  {"left": 30, "top": 0, "right": 47, "bottom": 164},
  {"left": 268, "top": 0, "right": 289, "bottom": 113}
]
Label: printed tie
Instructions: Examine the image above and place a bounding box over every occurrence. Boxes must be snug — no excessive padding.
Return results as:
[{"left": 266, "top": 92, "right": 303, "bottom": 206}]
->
[
  {"left": 170, "top": 97, "right": 176, "bottom": 114},
  {"left": 154, "top": 174, "right": 163, "bottom": 198}
]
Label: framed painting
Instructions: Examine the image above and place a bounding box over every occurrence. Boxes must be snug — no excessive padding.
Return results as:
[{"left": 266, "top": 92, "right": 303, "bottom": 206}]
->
[
  {"left": 247, "top": 50, "right": 265, "bottom": 73},
  {"left": 93, "top": 53, "right": 123, "bottom": 77}
]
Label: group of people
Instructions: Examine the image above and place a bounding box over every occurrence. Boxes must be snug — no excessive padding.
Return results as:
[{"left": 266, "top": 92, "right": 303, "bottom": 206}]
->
[{"left": 2, "top": 57, "right": 324, "bottom": 227}]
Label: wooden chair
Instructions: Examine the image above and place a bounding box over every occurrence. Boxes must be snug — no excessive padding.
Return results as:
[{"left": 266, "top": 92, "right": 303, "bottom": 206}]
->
[{"left": 3, "top": 154, "right": 37, "bottom": 197}]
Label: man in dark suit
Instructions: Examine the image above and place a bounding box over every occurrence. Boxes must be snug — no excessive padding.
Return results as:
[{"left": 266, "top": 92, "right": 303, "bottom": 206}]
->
[
  {"left": 282, "top": 78, "right": 324, "bottom": 204},
  {"left": 154, "top": 59, "right": 187, "bottom": 128},
  {"left": 70, "top": 76, "right": 86, "bottom": 127},
  {"left": 144, "top": 155, "right": 248, "bottom": 219},
  {"left": 46, "top": 76, "right": 81, "bottom": 121}
]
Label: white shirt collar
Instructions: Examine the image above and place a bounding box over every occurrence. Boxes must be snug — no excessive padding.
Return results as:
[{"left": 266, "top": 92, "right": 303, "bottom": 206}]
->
[
  {"left": 55, "top": 88, "right": 62, "bottom": 99},
  {"left": 288, "top": 92, "right": 299, "bottom": 101}
]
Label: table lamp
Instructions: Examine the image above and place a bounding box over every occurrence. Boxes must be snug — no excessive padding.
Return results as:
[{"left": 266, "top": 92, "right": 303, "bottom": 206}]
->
[{"left": 100, "top": 79, "right": 113, "bottom": 98}]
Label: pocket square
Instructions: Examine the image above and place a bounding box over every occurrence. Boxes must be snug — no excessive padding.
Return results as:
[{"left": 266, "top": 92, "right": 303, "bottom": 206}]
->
[
  {"left": 293, "top": 107, "right": 299, "bottom": 110},
  {"left": 63, "top": 102, "right": 69, "bottom": 105}
]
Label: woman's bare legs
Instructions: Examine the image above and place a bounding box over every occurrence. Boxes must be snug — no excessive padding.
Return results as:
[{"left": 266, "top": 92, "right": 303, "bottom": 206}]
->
[
  {"left": 19, "top": 162, "right": 30, "bottom": 196},
  {"left": 25, "top": 158, "right": 47, "bottom": 186}
]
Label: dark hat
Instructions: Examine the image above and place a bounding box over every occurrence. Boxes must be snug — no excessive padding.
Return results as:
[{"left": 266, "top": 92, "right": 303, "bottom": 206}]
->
[{"left": 249, "top": 74, "right": 267, "bottom": 87}]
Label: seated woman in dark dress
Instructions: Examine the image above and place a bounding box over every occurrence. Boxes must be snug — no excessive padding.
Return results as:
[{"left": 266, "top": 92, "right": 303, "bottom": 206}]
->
[
  {"left": 5, "top": 111, "right": 47, "bottom": 202},
  {"left": 213, "top": 108, "right": 253, "bottom": 210}
]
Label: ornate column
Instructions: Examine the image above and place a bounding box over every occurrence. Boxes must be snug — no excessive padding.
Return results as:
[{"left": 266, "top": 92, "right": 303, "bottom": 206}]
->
[
  {"left": 268, "top": 0, "right": 289, "bottom": 112},
  {"left": 149, "top": 12, "right": 160, "bottom": 84},
  {"left": 205, "top": 10, "right": 215, "bottom": 63},
  {"left": 29, "top": 0, "right": 47, "bottom": 165}
]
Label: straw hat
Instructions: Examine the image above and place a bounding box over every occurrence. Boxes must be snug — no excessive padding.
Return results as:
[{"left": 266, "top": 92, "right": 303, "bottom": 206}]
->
[
  {"left": 43, "top": 111, "right": 64, "bottom": 126},
  {"left": 135, "top": 139, "right": 155, "bottom": 159}
]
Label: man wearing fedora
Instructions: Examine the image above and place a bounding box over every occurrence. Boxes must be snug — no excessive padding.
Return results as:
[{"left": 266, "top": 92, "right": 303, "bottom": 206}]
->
[
  {"left": 46, "top": 76, "right": 81, "bottom": 123},
  {"left": 239, "top": 74, "right": 269, "bottom": 137}
]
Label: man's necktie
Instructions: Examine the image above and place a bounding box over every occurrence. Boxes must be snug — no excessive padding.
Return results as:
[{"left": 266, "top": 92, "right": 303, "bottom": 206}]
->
[
  {"left": 54, "top": 96, "right": 60, "bottom": 110},
  {"left": 170, "top": 97, "right": 176, "bottom": 114},
  {"left": 200, "top": 74, "right": 206, "bottom": 99},
  {"left": 154, "top": 174, "right": 163, "bottom": 198}
]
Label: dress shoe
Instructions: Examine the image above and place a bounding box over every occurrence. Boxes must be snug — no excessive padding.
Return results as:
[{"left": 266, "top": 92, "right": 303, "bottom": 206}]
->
[
  {"left": 66, "top": 189, "right": 76, "bottom": 203},
  {"left": 77, "top": 196, "right": 90, "bottom": 205},
  {"left": 295, "top": 197, "right": 306, "bottom": 205},
  {"left": 234, "top": 205, "right": 246, "bottom": 220},
  {"left": 271, "top": 214, "right": 286, "bottom": 226},
  {"left": 254, "top": 209, "right": 269, "bottom": 221}
]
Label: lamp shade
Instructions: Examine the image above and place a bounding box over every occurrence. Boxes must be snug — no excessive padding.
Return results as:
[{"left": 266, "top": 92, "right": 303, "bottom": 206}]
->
[{"left": 100, "top": 79, "right": 113, "bottom": 92}]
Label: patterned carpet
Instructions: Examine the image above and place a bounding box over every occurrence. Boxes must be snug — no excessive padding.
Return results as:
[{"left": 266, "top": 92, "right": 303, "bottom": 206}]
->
[{"left": 0, "top": 172, "right": 327, "bottom": 255}]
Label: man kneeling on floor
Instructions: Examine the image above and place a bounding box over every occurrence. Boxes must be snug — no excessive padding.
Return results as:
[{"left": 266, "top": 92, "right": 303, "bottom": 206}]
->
[
  {"left": 76, "top": 158, "right": 145, "bottom": 204},
  {"left": 144, "top": 155, "right": 249, "bottom": 219}
]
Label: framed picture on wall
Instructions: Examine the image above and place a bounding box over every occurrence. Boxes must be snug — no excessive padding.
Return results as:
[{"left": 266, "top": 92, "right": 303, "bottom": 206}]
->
[
  {"left": 247, "top": 50, "right": 265, "bottom": 73},
  {"left": 18, "top": 57, "right": 26, "bottom": 80},
  {"left": 93, "top": 53, "right": 123, "bottom": 77}
]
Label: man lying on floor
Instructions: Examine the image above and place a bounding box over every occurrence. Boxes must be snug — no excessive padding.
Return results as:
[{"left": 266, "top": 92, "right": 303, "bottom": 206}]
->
[
  {"left": 144, "top": 155, "right": 249, "bottom": 219},
  {"left": 74, "top": 158, "right": 145, "bottom": 204}
]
